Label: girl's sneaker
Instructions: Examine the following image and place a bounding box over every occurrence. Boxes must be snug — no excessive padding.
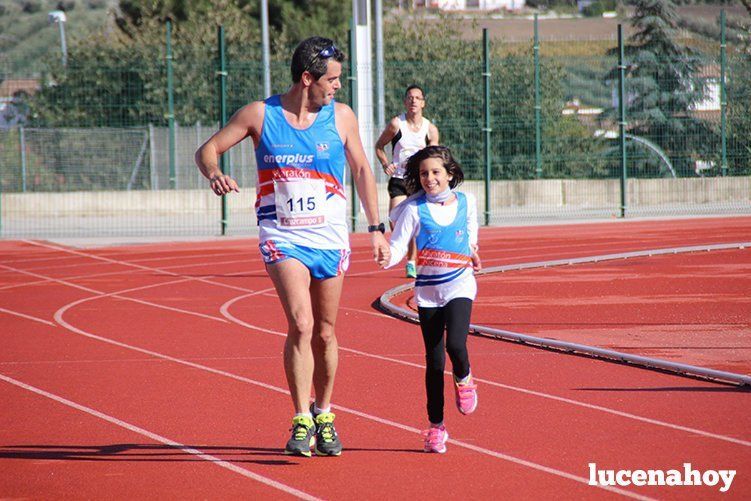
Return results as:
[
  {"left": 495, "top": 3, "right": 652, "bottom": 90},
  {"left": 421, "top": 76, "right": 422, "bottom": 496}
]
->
[
  {"left": 454, "top": 375, "right": 478, "bottom": 415},
  {"left": 422, "top": 425, "right": 448, "bottom": 453}
]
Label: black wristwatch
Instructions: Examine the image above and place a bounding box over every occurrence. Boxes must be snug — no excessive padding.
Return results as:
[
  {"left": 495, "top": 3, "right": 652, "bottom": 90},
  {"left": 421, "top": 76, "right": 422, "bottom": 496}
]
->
[{"left": 368, "top": 223, "right": 386, "bottom": 234}]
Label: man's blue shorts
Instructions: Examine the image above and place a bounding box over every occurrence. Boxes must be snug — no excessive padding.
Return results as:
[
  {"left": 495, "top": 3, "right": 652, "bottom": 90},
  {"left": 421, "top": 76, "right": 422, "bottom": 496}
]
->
[{"left": 259, "top": 240, "right": 350, "bottom": 280}]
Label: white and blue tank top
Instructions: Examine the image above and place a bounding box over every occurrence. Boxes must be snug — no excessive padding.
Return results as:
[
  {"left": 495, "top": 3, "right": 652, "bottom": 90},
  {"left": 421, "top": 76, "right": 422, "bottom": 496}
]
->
[
  {"left": 255, "top": 95, "right": 349, "bottom": 249},
  {"left": 415, "top": 191, "right": 473, "bottom": 287},
  {"left": 386, "top": 190, "right": 478, "bottom": 307}
]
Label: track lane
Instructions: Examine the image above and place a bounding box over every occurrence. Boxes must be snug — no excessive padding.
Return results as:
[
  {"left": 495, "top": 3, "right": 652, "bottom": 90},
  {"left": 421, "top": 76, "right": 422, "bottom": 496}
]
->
[{"left": 2, "top": 216, "right": 750, "bottom": 498}]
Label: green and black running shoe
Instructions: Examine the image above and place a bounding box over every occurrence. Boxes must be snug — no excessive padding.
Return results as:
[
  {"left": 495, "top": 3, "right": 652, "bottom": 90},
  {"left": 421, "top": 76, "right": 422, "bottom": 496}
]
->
[
  {"left": 313, "top": 411, "right": 342, "bottom": 456},
  {"left": 284, "top": 415, "right": 315, "bottom": 457}
]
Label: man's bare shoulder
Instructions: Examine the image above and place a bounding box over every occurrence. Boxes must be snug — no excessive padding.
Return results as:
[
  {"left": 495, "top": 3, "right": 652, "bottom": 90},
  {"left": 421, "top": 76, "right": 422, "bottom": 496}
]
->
[
  {"left": 334, "top": 101, "right": 356, "bottom": 120},
  {"left": 379, "top": 115, "right": 400, "bottom": 134},
  {"left": 334, "top": 102, "right": 358, "bottom": 137},
  {"left": 231, "top": 100, "right": 266, "bottom": 125}
]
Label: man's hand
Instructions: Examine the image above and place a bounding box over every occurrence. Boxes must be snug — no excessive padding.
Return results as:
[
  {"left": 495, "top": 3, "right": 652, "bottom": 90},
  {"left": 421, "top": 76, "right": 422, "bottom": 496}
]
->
[
  {"left": 383, "top": 163, "right": 397, "bottom": 177},
  {"left": 210, "top": 173, "right": 240, "bottom": 196},
  {"left": 372, "top": 232, "right": 391, "bottom": 268}
]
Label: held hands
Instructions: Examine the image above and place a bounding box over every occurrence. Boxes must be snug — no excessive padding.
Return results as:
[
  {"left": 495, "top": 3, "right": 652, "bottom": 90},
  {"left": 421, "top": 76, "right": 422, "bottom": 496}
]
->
[
  {"left": 382, "top": 163, "right": 397, "bottom": 177},
  {"left": 209, "top": 173, "right": 240, "bottom": 196},
  {"left": 471, "top": 244, "right": 482, "bottom": 272},
  {"left": 372, "top": 232, "right": 391, "bottom": 268}
]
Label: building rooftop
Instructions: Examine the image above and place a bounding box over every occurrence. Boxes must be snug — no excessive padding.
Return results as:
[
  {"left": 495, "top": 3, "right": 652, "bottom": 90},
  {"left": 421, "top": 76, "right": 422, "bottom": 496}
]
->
[{"left": 0, "top": 78, "right": 40, "bottom": 98}]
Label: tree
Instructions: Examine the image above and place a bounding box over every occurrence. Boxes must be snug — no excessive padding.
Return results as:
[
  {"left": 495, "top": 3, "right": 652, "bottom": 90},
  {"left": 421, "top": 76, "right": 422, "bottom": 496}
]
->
[
  {"left": 381, "top": 15, "right": 607, "bottom": 180},
  {"left": 30, "top": 0, "right": 357, "bottom": 128},
  {"left": 604, "top": 0, "right": 718, "bottom": 177},
  {"left": 271, "top": 0, "right": 350, "bottom": 57},
  {"left": 30, "top": 0, "right": 263, "bottom": 127},
  {"left": 25, "top": 1, "right": 617, "bottom": 182},
  {"left": 726, "top": 1, "right": 751, "bottom": 175}
]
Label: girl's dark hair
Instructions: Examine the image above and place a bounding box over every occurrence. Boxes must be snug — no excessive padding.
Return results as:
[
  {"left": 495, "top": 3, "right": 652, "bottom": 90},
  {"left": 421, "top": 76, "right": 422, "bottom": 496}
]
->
[{"left": 403, "top": 145, "right": 464, "bottom": 194}]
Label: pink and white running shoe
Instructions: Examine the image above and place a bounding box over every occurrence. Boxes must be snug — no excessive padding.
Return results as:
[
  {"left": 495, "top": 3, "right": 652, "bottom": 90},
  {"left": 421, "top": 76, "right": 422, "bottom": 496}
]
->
[
  {"left": 422, "top": 425, "right": 448, "bottom": 454},
  {"left": 454, "top": 375, "right": 478, "bottom": 415}
]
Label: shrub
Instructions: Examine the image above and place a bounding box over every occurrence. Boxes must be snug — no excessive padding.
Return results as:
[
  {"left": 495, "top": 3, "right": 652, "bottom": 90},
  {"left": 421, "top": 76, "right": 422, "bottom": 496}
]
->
[
  {"left": 57, "top": 0, "right": 76, "bottom": 12},
  {"left": 582, "top": 2, "right": 605, "bottom": 17},
  {"left": 21, "top": 0, "right": 42, "bottom": 14}
]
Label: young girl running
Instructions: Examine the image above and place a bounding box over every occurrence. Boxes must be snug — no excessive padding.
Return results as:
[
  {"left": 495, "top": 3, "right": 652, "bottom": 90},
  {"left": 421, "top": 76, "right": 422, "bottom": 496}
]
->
[{"left": 381, "top": 145, "right": 481, "bottom": 454}]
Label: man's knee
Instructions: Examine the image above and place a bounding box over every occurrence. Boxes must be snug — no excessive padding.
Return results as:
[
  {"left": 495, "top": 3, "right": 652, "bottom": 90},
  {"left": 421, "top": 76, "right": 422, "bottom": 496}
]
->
[
  {"left": 314, "top": 320, "right": 337, "bottom": 345},
  {"left": 288, "top": 315, "right": 315, "bottom": 341}
]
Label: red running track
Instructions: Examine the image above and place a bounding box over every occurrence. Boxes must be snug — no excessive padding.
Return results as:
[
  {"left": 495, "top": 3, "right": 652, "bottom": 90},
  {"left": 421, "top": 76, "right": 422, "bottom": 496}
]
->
[
  {"left": 392, "top": 216, "right": 751, "bottom": 377},
  {"left": 1, "top": 216, "right": 749, "bottom": 499}
]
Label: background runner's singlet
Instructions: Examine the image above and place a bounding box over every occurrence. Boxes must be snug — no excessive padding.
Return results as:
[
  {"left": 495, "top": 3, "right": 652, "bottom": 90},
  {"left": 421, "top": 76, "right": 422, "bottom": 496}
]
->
[
  {"left": 391, "top": 113, "right": 432, "bottom": 179},
  {"left": 255, "top": 95, "right": 349, "bottom": 250}
]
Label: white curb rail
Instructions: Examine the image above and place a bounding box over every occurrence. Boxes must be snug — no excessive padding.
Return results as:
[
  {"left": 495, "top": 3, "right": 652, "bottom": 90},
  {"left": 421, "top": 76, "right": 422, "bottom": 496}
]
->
[{"left": 379, "top": 242, "right": 751, "bottom": 387}]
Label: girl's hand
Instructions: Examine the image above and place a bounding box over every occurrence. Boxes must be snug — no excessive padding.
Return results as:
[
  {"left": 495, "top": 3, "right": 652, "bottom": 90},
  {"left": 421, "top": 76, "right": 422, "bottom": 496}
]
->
[
  {"left": 372, "top": 232, "right": 391, "bottom": 268},
  {"left": 471, "top": 245, "right": 481, "bottom": 272}
]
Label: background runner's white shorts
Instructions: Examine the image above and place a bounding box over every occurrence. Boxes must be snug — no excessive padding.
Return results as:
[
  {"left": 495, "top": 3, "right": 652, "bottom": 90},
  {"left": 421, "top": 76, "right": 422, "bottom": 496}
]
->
[{"left": 259, "top": 240, "right": 350, "bottom": 280}]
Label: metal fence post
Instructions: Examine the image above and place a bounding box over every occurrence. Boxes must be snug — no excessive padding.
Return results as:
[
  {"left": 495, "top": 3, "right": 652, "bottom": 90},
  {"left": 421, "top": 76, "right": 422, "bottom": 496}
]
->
[
  {"left": 349, "top": 20, "right": 358, "bottom": 232},
  {"left": 218, "top": 25, "right": 229, "bottom": 236},
  {"left": 720, "top": 10, "right": 728, "bottom": 177},
  {"left": 261, "top": 0, "right": 271, "bottom": 98},
  {"left": 534, "top": 14, "right": 542, "bottom": 179},
  {"left": 166, "top": 19, "right": 176, "bottom": 189},
  {"left": 618, "top": 24, "right": 627, "bottom": 218},
  {"left": 20, "top": 126, "right": 27, "bottom": 192},
  {"left": 148, "top": 124, "right": 157, "bottom": 190},
  {"left": 482, "top": 28, "right": 491, "bottom": 226},
  {"left": 375, "top": 0, "right": 385, "bottom": 129}
]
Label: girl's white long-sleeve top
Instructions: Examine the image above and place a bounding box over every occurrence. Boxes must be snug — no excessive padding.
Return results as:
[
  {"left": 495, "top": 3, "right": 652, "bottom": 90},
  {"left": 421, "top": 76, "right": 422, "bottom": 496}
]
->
[{"left": 386, "top": 191, "right": 479, "bottom": 307}]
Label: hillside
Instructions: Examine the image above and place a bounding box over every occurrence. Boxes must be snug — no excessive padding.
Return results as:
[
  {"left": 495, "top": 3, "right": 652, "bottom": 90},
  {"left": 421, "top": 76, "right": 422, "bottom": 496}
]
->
[
  {"left": 439, "top": 4, "right": 748, "bottom": 52},
  {"left": 1, "top": 1, "right": 747, "bottom": 78}
]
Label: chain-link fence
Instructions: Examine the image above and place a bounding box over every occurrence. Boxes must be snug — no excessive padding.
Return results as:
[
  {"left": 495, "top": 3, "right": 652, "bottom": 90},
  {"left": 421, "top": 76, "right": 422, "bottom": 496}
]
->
[{"left": 1, "top": 23, "right": 749, "bottom": 238}]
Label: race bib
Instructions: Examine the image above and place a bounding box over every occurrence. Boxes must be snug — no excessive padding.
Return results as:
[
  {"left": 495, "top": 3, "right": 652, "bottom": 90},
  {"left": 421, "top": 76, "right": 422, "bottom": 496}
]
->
[{"left": 274, "top": 178, "right": 326, "bottom": 228}]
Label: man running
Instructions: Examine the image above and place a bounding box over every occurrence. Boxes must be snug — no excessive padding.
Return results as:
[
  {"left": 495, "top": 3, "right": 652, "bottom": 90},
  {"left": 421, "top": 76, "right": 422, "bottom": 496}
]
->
[{"left": 375, "top": 84, "right": 439, "bottom": 278}]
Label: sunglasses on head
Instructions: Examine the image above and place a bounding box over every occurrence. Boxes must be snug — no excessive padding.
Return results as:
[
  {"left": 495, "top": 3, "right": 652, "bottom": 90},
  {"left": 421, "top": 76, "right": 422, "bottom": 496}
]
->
[{"left": 304, "top": 45, "right": 337, "bottom": 73}]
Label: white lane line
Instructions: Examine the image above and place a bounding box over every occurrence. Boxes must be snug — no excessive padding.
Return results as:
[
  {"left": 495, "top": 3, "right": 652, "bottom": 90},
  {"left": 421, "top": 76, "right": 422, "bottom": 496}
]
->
[
  {"left": 0, "top": 253, "right": 81, "bottom": 266},
  {"left": 0, "top": 373, "right": 320, "bottom": 501},
  {"left": 333, "top": 407, "right": 654, "bottom": 500},
  {"left": 221, "top": 292, "right": 751, "bottom": 448},
  {"left": 0, "top": 355, "right": 280, "bottom": 366},
  {"left": 0, "top": 264, "right": 226, "bottom": 324},
  {"left": 25, "top": 240, "right": 751, "bottom": 448},
  {"left": 338, "top": 305, "right": 393, "bottom": 319},
  {"left": 0, "top": 262, "right": 111, "bottom": 294},
  {"left": 7, "top": 250, "right": 246, "bottom": 273},
  {"left": 51, "top": 298, "right": 650, "bottom": 499},
  {"left": 22, "top": 240, "right": 253, "bottom": 293},
  {"left": 0, "top": 257, "right": 258, "bottom": 292},
  {"left": 0, "top": 307, "right": 57, "bottom": 327}
]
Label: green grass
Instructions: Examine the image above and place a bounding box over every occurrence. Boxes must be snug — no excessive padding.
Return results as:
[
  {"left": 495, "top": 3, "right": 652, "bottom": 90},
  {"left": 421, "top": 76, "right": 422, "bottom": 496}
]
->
[{"left": 0, "top": 0, "right": 115, "bottom": 77}]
